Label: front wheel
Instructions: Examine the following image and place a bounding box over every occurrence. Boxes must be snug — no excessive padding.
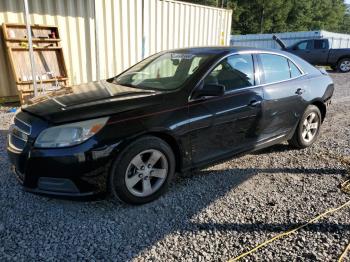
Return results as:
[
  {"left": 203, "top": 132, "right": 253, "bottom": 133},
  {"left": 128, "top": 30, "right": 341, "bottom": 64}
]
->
[
  {"left": 109, "top": 136, "right": 175, "bottom": 205},
  {"left": 288, "top": 105, "right": 322, "bottom": 149},
  {"left": 337, "top": 58, "right": 350, "bottom": 73}
]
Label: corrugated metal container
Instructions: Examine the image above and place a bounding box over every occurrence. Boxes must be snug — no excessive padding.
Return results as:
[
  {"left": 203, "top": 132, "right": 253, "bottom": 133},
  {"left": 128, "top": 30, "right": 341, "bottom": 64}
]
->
[
  {"left": 230, "top": 30, "right": 350, "bottom": 50},
  {"left": 0, "top": 0, "right": 232, "bottom": 98}
]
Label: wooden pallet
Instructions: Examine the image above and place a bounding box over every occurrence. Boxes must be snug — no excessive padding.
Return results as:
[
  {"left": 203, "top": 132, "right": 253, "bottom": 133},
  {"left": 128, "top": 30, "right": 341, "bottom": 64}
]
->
[{"left": 1, "top": 23, "right": 69, "bottom": 104}]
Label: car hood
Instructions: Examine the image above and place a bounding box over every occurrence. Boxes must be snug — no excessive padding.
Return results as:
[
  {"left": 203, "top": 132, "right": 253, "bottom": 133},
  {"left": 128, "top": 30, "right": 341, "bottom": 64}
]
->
[{"left": 22, "top": 80, "right": 162, "bottom": 124}]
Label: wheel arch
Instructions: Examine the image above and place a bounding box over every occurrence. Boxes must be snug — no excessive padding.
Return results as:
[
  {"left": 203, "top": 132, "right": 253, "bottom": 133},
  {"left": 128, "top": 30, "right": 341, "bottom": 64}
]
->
[
  {"left": 310, "top": 100, "right": 326, "bottom": 122},
  {"left": 336, "top": 56, "right": 350, "bottom": 70},
  {"left": 337, "top": 55, "right": 350, "bottom": 64},
  {"left": 113, "top": 131, "right": 183, "bottom": 173},
  {"left": 147, "top": 131, "right": 183, "bottom": 172}
]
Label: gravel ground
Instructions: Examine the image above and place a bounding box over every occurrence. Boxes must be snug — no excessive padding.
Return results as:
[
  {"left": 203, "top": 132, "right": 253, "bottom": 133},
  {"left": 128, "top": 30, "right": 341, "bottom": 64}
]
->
[{"left": 0, "top": 72, "right": 350, "bottom": 261}]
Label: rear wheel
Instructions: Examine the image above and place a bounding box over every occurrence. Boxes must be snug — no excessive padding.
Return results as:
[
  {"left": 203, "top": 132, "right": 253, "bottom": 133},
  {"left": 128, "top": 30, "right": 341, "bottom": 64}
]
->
[
  {"left": 109, "top": 136, "right": 175, "bottom": 204},
  {"left": 337, "top": 58, "right": 350, "bottom": 73},
  {"left": 288, "top": 105, "right": 322, "bottom": 149}
]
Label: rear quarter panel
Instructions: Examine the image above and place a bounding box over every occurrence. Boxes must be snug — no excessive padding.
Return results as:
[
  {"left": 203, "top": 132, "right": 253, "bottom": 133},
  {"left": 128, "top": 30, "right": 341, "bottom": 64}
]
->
[
  {"left": 304, "top": 74, "right": 334, "bottom": 103},
  {"left": 287, "top": 52, "right": 334, "bottom": 107}
]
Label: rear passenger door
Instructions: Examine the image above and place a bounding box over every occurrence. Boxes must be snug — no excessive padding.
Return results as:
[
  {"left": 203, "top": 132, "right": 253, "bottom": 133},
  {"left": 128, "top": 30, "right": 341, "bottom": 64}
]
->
[
  {"left": 310, "top": 39, "right": 329, "bottom": 65},
  {"left": 258, "top": 53, "right": 307, "bottom": 142}
]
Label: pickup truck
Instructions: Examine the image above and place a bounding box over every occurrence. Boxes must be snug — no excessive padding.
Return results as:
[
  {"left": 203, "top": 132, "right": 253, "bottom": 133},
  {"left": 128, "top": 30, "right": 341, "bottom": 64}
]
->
[{"left": 273, "top": 35, "right": 350, "bottom": 73}]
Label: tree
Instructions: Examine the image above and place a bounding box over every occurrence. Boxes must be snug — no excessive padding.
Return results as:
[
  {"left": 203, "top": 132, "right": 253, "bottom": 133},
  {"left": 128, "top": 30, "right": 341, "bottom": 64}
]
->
[
  {"left": 339, "top": 4, "right": 350, "bottom": 33},
  {"left": 183, "top": 0, "right": 349, "bottom": 34}
]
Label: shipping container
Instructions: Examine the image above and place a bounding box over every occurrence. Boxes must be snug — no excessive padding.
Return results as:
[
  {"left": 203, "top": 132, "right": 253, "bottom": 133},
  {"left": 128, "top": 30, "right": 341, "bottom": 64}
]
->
[
  {"left": 0, "top": 0, "right": 232, "bottom": 98},
  {"left": 230, "top": 30, "right": 350, "bottom": 50}
]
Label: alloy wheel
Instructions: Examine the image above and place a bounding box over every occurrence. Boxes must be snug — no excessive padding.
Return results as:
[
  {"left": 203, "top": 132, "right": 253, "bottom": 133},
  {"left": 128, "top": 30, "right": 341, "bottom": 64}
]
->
[
  {"left": 301, "top": 112, "right": 319, "bottom": 143},
  {"left": 340, "top": 60, "right": 350, "bottom": 72},
  {"left": 125, "top": 149, "right": 168, "bottom": 197}
]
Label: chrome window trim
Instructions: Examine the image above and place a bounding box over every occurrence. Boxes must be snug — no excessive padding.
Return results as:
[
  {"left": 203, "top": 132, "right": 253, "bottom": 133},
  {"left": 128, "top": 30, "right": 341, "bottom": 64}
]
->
[
  {"left": 188, "top": 50, "right": 308, "bottom": 102},
  {"left": 13, "top": 125, "right": 30, "bottom": 136},
  {"left": 11, "top": 130, "right": 28, "bottom": 142},
  {"left": 14, "top": 117, "right": 32, "bottom": 135}
]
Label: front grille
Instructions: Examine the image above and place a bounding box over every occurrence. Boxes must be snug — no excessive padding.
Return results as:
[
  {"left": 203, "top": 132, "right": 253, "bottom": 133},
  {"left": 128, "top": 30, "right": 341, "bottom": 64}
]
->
[
  {"left": 14, "top": 117, "right": 31, "bottom": 135},
  {"left": 8, "top": 117, "right": 32, "bottom": 151}
]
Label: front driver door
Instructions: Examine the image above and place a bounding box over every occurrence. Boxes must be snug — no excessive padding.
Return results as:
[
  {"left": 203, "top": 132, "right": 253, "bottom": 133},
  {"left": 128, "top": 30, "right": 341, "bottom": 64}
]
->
[
  {"left": 188, "top": 54, "right": 264, "bottom": 166},
  {"left": 290, "top": 40, "right": 313, "bottom": 62}
]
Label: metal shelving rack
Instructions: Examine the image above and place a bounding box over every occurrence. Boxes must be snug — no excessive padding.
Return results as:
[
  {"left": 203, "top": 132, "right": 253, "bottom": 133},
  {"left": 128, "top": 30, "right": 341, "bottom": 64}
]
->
[{"left": 2, "top": 23, "right": 69, "bottom": 104}]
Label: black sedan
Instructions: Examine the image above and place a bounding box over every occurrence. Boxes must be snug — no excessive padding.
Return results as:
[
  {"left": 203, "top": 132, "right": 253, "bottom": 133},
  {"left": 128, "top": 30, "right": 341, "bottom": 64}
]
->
[{"left": 7, "top": 47, "right": 334, "bottom": 204}]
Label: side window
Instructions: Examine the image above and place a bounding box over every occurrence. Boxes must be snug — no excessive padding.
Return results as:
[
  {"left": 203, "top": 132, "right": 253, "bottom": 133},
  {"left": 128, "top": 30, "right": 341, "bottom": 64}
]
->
[
  {"left": 314, "top": 39, "right": 327, "bottom": 49},
  {"left": 260, "top": 54, "right": 290, "bottom": 83},
  {"left": 288, "top": 60, "right": 302, "bottom": 78},
  {"left": 296, "top": 40, "right": 312, "bottom": 50},
  {"left": 204, "top": 54, "right": 254, "bottom": 92}
]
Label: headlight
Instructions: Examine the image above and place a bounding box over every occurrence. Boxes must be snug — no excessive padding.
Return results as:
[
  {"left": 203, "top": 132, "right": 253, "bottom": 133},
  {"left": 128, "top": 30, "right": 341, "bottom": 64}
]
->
[{"left": 35, "top": 117, "right": 109, "bottom": 148}]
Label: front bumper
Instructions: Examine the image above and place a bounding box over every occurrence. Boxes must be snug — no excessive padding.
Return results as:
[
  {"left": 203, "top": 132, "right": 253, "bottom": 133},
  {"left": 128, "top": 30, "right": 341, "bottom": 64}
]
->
[{"left": 7, "top": 141, "right": 114, "bottom": 198}]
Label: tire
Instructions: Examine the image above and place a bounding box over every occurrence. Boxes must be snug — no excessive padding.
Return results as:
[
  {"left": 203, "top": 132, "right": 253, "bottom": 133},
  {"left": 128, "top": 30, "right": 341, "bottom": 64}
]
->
[
  {"left": 109, "top": 136, "right": 175, "bottom": 205},
  {"left": 288, "top": 105, "right": 322, "bottom": 149},
  {"left": 337, "top": 58, "right": 350, "bottom": 73}
]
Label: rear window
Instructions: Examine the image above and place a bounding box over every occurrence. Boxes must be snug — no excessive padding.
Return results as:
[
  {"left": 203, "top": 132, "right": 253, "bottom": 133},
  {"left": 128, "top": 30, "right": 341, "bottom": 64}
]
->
[
  {"left": 288, "top": 60, "right": 302, "bottom": 78},
  {"left": 314, "top": 40, "right": 327, "bottom": 49},
  {"left": 260, "top": 54, "right": 290, "bottom": 83}
]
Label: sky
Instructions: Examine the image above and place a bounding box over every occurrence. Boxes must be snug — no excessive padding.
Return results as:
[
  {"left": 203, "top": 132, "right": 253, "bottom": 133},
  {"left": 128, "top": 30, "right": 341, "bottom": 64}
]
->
[{"left": 346, "top": 0, "right": 350, "bottom": 4}]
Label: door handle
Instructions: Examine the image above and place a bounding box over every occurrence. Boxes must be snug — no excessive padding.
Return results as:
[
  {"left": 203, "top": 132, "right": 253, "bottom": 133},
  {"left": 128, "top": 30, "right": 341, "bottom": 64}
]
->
[
  {"left": 295, "top": 88, "right": 305, "bottom": 95},
  {"left": 248, "top": 100, "right": 262, "bottom": 107}
]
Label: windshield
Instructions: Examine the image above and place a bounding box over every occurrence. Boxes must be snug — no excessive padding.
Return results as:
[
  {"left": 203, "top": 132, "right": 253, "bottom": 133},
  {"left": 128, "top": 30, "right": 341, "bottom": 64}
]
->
[{"left": 114, "top": 52, "right": 213, "bottom": 91}]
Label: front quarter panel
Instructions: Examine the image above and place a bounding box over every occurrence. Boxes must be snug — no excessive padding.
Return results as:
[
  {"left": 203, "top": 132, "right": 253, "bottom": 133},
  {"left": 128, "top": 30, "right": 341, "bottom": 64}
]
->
[{"left": 96, "top": 92, "right": 191, "bottom": 170}]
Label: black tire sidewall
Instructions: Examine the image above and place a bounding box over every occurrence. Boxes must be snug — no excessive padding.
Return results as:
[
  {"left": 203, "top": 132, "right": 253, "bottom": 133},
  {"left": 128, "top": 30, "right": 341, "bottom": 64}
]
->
[
  {"left": 109, "top": 136, "right": 175, "bottom": 205},
  {"left": 296, "top": 105, "right": 322, "bottom": 148},
  {"left": 338, "top": 58, "right": 350, "bottom": 73}
]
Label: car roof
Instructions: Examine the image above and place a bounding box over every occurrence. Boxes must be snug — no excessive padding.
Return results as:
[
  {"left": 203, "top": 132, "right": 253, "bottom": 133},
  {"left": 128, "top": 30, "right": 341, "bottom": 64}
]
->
[
  {"left": 168, "top": 46, "right": 289, "bottom": 56},
  {"left": 166, "top": 46, "right": 320, "bottom": 75}
]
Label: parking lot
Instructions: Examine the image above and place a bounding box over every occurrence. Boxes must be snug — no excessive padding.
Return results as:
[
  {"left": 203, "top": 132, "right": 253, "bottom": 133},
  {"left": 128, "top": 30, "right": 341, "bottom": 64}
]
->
[{"left": 0, "top": 72, "right": 349, "bottom": 261}]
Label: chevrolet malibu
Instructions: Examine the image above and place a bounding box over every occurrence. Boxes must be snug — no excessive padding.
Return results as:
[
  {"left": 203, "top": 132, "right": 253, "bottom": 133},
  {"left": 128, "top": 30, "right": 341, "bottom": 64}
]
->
[{"left": 7, "top": 47, "right": 334, "bottom": 204}]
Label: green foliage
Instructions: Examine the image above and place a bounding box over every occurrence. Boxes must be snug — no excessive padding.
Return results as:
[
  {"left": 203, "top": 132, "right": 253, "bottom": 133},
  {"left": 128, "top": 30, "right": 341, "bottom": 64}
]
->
[
  {"left": 339, "top": 5, "right": 350, "bottom": 33},
  {"left": 183, "top": 0, "right": 350, "bottom": 34}
]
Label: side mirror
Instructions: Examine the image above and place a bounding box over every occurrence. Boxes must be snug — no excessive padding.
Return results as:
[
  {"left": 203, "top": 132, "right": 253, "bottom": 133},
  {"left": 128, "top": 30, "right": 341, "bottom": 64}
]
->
[{"left": 193, "top": 83, "right": 225, "bottom": 99}]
